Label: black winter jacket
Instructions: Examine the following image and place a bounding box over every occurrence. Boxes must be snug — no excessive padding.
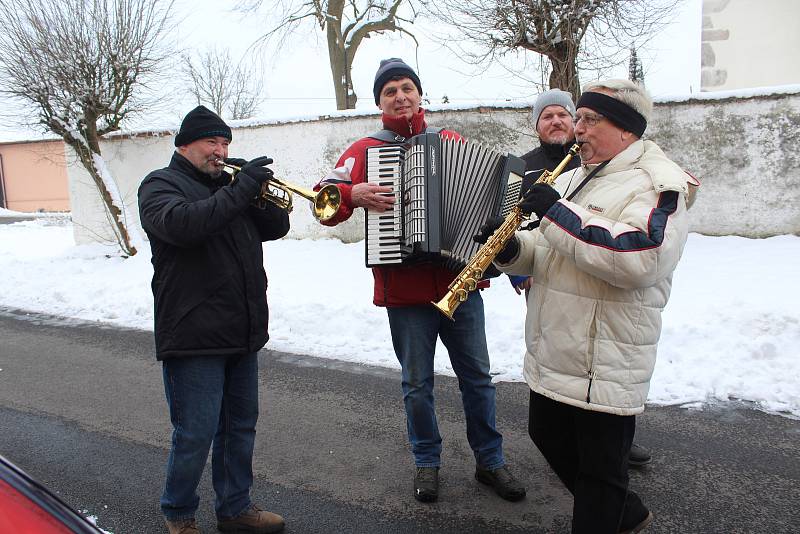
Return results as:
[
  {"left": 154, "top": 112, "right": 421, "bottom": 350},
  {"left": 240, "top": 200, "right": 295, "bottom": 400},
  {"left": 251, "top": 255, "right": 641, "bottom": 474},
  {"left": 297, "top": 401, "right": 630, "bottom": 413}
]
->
[
  {"left": 520, "top": 140, "right": 581, "bottom": 198},
  {"left": 138, "top": 153, "right": 290, "bottom": 360}
]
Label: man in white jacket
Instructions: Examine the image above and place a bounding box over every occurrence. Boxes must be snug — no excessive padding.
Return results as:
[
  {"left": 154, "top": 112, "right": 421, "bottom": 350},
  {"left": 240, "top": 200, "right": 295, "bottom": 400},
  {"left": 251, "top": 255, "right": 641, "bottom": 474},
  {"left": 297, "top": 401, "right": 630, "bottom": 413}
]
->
[{"left": 476, "top": 79, "right": 696, "bottom": 533}]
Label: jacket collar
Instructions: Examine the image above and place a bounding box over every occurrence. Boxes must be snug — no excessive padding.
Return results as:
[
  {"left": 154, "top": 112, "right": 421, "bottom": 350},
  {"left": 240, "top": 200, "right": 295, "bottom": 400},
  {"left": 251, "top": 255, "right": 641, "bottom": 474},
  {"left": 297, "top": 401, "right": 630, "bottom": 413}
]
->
[
  {"left": 381, "top": 108, "right": 427, "bottom": 139},
  {"left": 582, "top": 139, "right": 644, "bottom": 177},
  {"left": 169, "top": 151, "right": 226, "bottom": 188},
  {"left": 541, "top": 140, "right": 577, "bottom": 161}
]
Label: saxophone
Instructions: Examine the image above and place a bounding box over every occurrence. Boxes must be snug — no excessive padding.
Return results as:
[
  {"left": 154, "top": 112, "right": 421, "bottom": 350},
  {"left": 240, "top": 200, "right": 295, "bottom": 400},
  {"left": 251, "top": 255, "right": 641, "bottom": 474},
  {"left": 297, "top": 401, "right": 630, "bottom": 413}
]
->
[{"left": 431, "top": 143, "right": 581, "bottom": 320}]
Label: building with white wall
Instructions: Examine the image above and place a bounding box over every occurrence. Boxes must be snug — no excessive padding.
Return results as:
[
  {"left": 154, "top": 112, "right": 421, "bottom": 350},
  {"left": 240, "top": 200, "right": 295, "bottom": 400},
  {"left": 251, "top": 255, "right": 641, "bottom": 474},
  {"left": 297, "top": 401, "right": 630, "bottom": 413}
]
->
[{"left": 702, "top": 0, "right": 800, "bottom": 91}]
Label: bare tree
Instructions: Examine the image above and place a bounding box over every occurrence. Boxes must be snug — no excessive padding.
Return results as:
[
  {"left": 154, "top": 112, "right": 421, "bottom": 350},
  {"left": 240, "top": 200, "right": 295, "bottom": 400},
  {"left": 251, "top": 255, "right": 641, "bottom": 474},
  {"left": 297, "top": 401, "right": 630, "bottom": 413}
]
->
[
  {"left": 237, "top": 0, "right": 420, "bottom": 110},
  {"left": 0, "top": 0, "right": 174, "bottom": 256},
  {"left": 183, "top": 47, "right": 264, "bottom": 120},
  {"left": 426, "top": 0, "right": 680, "bottom": 100}
]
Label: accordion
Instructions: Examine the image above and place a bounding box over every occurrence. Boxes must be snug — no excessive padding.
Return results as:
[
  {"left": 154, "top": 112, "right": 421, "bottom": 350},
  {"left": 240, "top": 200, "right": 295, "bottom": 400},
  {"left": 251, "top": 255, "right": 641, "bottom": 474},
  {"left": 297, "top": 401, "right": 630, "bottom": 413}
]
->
[{"left": 365, "top": 133, "right": 524, "bottom": 271}]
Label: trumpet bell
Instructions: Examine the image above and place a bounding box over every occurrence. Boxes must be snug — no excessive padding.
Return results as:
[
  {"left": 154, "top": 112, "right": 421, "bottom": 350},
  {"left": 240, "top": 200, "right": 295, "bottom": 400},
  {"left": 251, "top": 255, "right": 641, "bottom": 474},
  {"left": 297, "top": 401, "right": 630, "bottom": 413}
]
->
[{"left": 313, "top": 184, "right": 341, "bottom": 222}]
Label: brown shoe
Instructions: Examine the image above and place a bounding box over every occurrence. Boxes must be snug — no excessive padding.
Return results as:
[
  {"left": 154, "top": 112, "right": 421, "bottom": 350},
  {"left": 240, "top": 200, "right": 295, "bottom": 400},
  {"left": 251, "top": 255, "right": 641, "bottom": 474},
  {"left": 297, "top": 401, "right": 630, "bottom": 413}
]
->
[
  {"left": 217, "top": 504, "right": 285, "bottom": 533},
  {"left": 164, "top": 517, "right": 200, "bottom": 534}
]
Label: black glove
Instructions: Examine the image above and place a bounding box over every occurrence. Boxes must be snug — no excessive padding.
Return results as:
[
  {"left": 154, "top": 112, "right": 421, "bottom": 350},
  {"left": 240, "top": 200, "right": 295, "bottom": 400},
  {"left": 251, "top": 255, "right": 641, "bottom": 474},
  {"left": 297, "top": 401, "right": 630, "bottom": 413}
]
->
[
  {"left": 224, "top": 157, "right": 248, "bottom": 168},
  {"left": 239, "top": 156, "right": 274, "bottom": 186},
  {"left": 220, "top": 157, "right": 248, "bottom": 182},
  {"left": 520, "top": 183, "right": 561, "bottom": 220},
  {"left": 473, "top": 216, "right": 519, "bottom": 264},
  {"left": 473, "top": 216, "right": 505, "bottom": 244}
]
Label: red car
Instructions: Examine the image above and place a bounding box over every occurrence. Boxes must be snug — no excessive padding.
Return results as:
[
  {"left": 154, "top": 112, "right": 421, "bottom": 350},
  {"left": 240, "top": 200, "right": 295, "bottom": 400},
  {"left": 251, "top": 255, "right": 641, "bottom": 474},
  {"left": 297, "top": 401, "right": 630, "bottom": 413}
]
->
[{"left": 0, "top": 454, "right": 103, "bottom": 533}]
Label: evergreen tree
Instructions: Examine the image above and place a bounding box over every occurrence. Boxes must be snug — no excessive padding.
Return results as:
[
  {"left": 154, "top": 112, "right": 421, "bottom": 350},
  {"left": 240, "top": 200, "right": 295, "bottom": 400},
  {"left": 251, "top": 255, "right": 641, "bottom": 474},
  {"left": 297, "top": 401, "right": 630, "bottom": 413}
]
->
[{"left": 629, "top": 46, "right": 645, "bottom": 86}]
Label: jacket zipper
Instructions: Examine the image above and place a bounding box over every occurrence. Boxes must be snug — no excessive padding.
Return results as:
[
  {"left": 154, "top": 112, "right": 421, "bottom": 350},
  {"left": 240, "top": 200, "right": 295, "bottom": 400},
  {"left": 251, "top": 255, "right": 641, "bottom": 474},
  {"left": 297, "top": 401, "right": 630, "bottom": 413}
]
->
[{"left": 586, "top": 301, "right": 599, "bottom": 403}]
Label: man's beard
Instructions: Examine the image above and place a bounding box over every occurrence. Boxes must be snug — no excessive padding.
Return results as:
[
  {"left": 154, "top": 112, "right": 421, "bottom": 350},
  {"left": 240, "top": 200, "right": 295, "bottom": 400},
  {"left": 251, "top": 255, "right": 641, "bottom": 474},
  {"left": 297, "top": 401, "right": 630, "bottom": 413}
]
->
[
  {"left": 544, "top": 131, "right": 571, "bottom": 146},
  {"left": 200, "top": 160, "right": 227, "bottom": 185}
]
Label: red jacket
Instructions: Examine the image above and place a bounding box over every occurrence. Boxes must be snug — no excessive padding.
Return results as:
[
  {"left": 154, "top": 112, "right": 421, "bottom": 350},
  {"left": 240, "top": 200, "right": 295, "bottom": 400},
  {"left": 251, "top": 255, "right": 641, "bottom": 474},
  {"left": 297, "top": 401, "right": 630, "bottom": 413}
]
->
[{"left": 316, "top": 109, "right": 489, "bottom": 307}]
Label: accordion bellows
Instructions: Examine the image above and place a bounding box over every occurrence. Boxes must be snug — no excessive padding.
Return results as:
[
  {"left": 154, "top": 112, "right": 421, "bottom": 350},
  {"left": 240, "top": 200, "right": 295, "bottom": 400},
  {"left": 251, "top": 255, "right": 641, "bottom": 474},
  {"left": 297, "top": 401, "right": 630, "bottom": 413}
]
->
[{"left": 365, "top": 133, "right": 524, "bottom": 272}]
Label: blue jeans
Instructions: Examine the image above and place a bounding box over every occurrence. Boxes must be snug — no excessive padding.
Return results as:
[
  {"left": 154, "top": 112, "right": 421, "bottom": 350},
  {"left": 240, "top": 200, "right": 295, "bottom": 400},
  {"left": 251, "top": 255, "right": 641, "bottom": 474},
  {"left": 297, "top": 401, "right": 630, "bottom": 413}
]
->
[
  {"left": 160, "top": 352, "right": 259, "bottom": 521},
  {"left": 386, "top": 291, "right": 504, "bottom": 469}
]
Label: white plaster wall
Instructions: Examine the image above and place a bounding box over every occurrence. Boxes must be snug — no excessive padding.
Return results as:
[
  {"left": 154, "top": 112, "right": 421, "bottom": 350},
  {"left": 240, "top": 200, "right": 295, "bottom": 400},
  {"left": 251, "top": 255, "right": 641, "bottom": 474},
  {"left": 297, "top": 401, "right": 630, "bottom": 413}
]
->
[
  {"left": 647, "top": 91, "right": 800, "bottom": 236},
  {"left": 68, "top": 107, "right": 536, "bottom": 245},
  {"left": 67, "top": 91, "right": 800, "bottom": 247}
]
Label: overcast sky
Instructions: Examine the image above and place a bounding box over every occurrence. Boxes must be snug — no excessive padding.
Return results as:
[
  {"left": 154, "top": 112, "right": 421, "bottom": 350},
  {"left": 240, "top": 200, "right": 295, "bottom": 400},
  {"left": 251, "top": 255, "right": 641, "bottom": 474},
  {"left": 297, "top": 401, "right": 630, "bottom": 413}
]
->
[{"left": 0, "top": 0, "right": 702, "bottom": 140}]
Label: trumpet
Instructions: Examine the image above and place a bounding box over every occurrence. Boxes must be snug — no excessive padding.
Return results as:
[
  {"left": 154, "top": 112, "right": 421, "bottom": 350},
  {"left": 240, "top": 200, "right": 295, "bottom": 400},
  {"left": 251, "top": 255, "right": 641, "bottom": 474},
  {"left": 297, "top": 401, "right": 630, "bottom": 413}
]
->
[
  {"left": 431, "top": 143, "right": 581, "bottom": 320},
  {"left": 217, "top": 160, "right": 341, "bottom": 222}
]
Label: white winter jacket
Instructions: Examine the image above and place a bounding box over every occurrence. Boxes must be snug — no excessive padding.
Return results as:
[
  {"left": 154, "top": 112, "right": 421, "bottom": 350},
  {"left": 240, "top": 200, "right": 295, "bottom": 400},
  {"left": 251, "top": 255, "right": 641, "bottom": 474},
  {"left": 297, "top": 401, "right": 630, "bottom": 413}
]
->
[{"left": 497, "top": 140, "right": 692, "bottom": 415}]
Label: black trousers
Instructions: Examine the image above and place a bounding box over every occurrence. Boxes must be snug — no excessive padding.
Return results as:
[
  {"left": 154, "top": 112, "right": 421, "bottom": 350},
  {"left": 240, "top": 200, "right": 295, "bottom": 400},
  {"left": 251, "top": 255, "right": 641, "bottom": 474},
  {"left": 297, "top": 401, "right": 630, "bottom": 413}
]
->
[{"left": 528, "top": 390, "right": 649, "bottom": 534}]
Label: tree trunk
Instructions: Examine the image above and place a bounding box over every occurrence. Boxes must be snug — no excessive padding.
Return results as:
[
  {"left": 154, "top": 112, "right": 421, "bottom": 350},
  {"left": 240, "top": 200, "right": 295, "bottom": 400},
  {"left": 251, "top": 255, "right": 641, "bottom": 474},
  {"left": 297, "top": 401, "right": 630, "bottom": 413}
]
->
[
  {"left": 66, "top": 134, "right": 138, "bottom": 257},
  {"left": 327, "top": 25, "right": 357, "bottom": 110},
  {"left": 548, "top": 43, "right": 581, "bottom": 102}
]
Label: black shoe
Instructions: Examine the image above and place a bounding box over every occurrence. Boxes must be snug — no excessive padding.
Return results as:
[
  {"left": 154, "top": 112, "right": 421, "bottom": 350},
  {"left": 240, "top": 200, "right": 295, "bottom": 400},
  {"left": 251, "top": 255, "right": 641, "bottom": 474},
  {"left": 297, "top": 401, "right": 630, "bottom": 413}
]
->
[
  {"left": 414, "top": 467, "right": 439, "bottom": 503},
  {"left": 629, "top": 443, "right": 652, "bottom": 468},
  {"left": 475, "top": 465, "right": 526, "bottom": 502},
  {"left": 619, "top": 511, "right": 654, "bottom": 533}
]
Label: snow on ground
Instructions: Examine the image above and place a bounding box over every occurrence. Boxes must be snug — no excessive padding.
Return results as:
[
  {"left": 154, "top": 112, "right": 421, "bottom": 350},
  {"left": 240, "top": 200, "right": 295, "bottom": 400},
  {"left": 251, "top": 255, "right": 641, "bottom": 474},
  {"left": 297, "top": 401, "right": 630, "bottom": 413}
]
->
[{"left": 0, "top": 215, "right": 798, "bottom": 418}]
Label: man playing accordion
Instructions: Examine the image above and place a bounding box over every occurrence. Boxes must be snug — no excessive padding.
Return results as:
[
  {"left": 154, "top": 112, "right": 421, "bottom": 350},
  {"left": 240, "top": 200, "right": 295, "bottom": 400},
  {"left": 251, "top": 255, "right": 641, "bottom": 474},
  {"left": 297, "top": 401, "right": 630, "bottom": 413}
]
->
[{"left": 314, "top": 58, "right": 525, "bottom": 505}]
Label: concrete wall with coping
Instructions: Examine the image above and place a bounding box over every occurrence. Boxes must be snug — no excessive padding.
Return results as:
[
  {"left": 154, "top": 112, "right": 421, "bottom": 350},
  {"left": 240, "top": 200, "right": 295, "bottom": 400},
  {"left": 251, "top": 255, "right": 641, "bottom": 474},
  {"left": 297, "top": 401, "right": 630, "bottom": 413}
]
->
[{"left": 66, "top": 88, "right": 800, "bottom": 248}]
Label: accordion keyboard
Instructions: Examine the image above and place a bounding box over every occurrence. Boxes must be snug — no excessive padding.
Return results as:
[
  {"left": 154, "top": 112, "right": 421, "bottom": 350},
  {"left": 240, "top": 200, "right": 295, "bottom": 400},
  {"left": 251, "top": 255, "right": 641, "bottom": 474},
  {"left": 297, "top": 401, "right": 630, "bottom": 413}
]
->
[{"left": 365, "top": 145, "right": 407, "bottom": 266}]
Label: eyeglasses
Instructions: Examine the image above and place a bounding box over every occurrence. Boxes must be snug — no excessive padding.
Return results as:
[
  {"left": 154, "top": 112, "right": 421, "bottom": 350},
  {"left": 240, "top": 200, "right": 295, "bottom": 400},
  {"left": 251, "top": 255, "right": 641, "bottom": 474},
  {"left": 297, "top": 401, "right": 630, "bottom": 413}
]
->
[{"left": 573, "top": 113, "right": 605, "bottom": 127}]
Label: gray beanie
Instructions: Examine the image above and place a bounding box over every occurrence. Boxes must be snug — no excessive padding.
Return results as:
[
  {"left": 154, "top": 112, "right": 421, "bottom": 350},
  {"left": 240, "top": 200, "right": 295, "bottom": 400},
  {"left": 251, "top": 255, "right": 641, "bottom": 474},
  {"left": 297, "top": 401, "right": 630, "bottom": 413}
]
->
[
  {"left": 373, "top": 58, "right": 422, "bottom": 105},
  {"left": 531, "top": 89, "right": 576, "bottom": 129}
]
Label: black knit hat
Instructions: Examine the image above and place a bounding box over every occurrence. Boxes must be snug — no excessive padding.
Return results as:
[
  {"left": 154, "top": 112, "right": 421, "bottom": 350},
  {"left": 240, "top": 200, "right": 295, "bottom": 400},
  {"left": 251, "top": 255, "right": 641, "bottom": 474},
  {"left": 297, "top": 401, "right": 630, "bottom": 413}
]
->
[
  {"left": 174, "top": 105, "right": 232, "bottom": 147},
  {"left": 373, "top": 58, "right": 423, "bottom": 105}
]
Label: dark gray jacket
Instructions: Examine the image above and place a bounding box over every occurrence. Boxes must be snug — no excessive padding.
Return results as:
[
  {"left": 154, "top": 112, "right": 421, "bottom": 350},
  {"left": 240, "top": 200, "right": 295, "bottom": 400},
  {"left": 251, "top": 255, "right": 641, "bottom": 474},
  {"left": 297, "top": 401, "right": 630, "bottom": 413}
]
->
[{"left": 520, "top": 140, "right": 581, "bottom": 198}]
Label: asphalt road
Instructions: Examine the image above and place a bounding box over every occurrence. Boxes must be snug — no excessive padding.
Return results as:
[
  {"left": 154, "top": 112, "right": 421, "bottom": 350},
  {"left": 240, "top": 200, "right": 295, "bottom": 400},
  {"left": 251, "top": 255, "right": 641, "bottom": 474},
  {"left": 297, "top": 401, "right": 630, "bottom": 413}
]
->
[{"left": 1, "top": 307, "right": 798, "bottom": 533}]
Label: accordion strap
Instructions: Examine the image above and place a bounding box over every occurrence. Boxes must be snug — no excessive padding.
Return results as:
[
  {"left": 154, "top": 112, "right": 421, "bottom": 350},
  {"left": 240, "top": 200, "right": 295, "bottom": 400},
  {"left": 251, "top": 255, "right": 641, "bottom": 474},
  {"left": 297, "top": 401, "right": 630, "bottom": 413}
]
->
[{"left": 368, "top": 127, "right": 444, "bottom": 144}]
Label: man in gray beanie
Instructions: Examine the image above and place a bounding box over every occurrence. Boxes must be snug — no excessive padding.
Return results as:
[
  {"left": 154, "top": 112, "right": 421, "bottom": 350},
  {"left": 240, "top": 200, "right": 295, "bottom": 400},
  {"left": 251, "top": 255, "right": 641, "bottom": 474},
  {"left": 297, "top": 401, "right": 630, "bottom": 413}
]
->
[
  {"left": 509, "top": 89, "right": 582, "bottom": 295},
  {"left": 521, "top": 89, "right": 579, "bottom": 193}
]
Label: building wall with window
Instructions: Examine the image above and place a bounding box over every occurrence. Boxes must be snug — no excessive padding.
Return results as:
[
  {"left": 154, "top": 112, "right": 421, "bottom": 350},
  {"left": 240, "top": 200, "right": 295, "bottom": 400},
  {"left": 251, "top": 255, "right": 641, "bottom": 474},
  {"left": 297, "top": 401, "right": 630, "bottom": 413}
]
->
[
  {"left": 702, "top": 0, "right": 800, "bottom": 91},
  {"left": 0, "top": 139, "right": 70, "bottom": 212}
]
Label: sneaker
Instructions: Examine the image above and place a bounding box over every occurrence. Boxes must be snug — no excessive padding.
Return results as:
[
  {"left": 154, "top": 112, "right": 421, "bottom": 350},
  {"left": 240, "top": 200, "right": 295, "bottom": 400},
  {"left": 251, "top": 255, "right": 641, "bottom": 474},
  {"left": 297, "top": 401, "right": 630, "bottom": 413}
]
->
[
  {"left": 475, "top": 465, "right": 526, "bottom": 502},
  {"left": 217, "top": 505, "right": 285, "bottom": 533},
  {"left": 619, "top": 511, "right": 654, "bottom": 533},
  {"left": 629, "top": 443, "right": 652, "bottom": 468},
  {"left": 164, "top": 518, "right": 200, "bottom": 534},
  {"left": 414, "top": 466, "right": 439, "bottom": 503}
]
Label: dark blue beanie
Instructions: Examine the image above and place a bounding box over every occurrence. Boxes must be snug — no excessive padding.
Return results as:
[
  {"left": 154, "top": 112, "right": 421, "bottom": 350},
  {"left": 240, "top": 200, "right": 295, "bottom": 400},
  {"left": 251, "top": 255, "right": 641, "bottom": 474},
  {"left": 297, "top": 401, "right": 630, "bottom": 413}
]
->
[
  {"left": 373, "top": 58, "right": 423, "bottom": 105},
  {"left": 174, "top": 105, "right": 232, "bottom": 147}
]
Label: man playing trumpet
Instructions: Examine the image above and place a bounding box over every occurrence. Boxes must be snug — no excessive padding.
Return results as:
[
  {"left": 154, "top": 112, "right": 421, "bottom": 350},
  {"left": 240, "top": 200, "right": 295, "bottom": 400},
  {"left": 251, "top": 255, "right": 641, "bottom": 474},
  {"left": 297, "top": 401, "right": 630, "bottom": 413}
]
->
[
  {"left": 138, "top": 105, "right": 289, "bottom": 534},
  {"left": 476, "top": 79, "right": 697, "bottom": 533}
]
